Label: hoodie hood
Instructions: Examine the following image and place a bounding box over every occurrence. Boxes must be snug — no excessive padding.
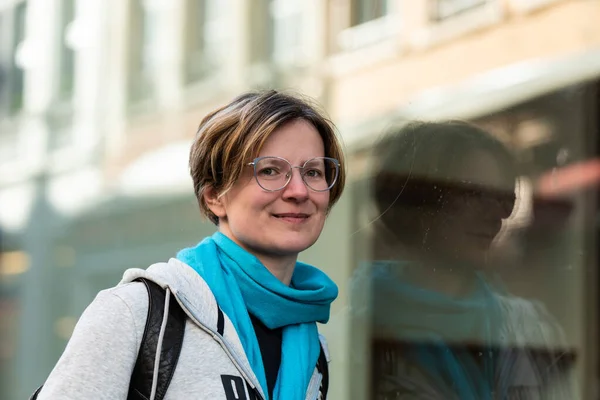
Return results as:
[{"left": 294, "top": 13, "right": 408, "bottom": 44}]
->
[
  {"left": 119, "top": 258, "right": 264, "bottom": 396},
  {"left": 120, "top": 258, "right": 219, "bottom": 330}
]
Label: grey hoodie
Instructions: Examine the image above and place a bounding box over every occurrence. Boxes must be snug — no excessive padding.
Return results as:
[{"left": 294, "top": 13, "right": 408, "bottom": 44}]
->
[{"left": 36, "top": 258, "right": 330, "bottom": 400}]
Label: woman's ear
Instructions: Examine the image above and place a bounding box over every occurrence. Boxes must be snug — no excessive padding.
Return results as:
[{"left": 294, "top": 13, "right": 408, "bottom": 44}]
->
[{"left": 203, "top": 186, "right": 227, "bottom": 219}]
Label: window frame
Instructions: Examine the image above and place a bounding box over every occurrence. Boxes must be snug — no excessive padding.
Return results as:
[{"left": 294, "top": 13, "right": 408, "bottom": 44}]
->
[
  {"left": 183, "top": 0, "right": 232, "bottom": 85},
  {"left": 409, "top": 0, "right": 504, "bottom": 49},
  {"left": 508, "top": 0, "right": 564, "bottom": 14},
  {"left": 126, "top": 0, "right": 157, "bottom": 107},
  {"left": 337, "top": 0, "right": 400, "bottom": 52},
  {"left": 350, "top": 0, "right": 389, "bottom": 27},
  {"left": 0, "top": 0, "right": 27, "bottom": 169},
  {"left": 269, "top": 0, "right": 307, "bottom": 67},
  {"left": 56, "top": 0, "right": 76, "bottom": 101},
  {"left": 1, "top": 0, "right": 28, "bottom": 116},
  {"left": 429, "top": 0, "right": 491, "bottom": 22}
]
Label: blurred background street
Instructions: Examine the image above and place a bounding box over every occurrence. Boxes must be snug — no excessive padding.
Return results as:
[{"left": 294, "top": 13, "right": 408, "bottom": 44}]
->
[{"left": 1, "top": 0, "right": 600, "bottom": 398}]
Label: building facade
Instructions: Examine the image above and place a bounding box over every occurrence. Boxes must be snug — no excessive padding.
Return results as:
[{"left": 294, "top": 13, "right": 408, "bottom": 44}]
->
[{"left": 1, "top": 0, "right": 599, "bottom": 398}]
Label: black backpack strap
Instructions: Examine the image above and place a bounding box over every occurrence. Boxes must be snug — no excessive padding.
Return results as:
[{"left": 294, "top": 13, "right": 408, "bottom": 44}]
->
[
  {"left": 29, "top": 385, "right": 43, "bottom": 400},
  {"left": 127, "top": 278, "right": 186, "bottom": 400},
  {"left": 317, "top": 343, "right": 329, "bottom": 398}
]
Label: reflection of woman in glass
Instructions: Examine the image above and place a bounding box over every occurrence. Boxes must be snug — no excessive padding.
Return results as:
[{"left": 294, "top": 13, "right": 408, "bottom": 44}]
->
[{"left": 365, "top": 121, "right": 574, "bottom": 399}]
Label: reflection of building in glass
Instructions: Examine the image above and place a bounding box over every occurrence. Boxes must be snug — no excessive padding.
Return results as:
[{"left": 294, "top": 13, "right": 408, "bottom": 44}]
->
[{"left": 0, "top": 0, "right": 599, "bottom": 399}]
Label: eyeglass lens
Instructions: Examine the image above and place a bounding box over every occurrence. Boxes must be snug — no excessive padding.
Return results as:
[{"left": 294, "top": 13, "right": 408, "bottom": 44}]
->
[{"left": 254, "top": 157, "right": 338, "bottom": 191}]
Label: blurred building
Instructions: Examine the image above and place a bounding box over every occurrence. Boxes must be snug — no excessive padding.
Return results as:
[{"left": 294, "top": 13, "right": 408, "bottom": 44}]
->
[{"left": 0, "top": 0, "right": 599, "bottom": 399}]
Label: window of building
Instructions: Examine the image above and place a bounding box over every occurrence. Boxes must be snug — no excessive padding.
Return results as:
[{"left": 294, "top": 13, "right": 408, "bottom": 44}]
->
[
  {"left": 57, "top": 0, "right": 76, "bottom": 100},
  {"left": 0, "top": 1, "right": 27, "bottom": 166},
  {"left": 247, "top": 0, "right": 272, "bottom": 67},
  {"left": 184, "top": 0, "right": 206, "bottom": 84},
  {"left": 128, "top": 0, "right": 156, "bottom": 104},
  {"left": 184, "top": 0, "right": 231, "bottom": 84},
  {"left": 269, "top": 0, "right": 306, "bottom": 66},
  {"left": 414, "top": 0, "right": 501, "bottom": 49},
  {"left": 45, "top": 0, "right": 77, "bottom": 153},
  {"left": 430, "top": 0, "right": 490, "bottom": 21},
  {"left": 1, "top": 1, "right": 28, "bottom": 115},
  {"left": 0, "top": 11, "right": 9, "bottom": 116},
  {"left": 350, "top": 0, "right": 388, "bottom": 26},
  {"left": 11, "top": 2, "right": 27, "bottom": 113},
  {"left": 337, "top": 0, "right": 399, "bottom": 52},
  {"left": 510, "top": 0, "right": 564, "bottom": 14}
]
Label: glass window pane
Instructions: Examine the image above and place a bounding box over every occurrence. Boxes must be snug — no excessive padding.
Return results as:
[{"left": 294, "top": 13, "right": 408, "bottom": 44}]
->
[
  {"left": 58, "top": 0, "right": 76, "bottom": 99},
  {"left": 128, "top": 0, "right": 155, "bottom": 103},
  {"left": 184, "top": 0, "right": 231, "bottom": 83},
  {"left": 270, "top": 0, "right": 304, "bottom": 64},
  {"left": 248, "top": 0, "right": 272, "bottom": 64},
  {"left": 351, "top": 0, "right": 388, "bottom": 26},
  {"left": 353, "top": 83, "right": 598, "bottom": 399},
  {"left": 184, "top": 0, "right": 206, "bottom": 83},
  {"left": 10, "top": 2, "right": 27, "bottom": 113}
]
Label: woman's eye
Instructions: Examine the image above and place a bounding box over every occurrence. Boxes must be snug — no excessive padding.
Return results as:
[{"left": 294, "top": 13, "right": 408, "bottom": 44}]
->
[
  {"left": 258, "top": 167, "right": 279, "bottom": 176},
  {"left": 305, "top": 169, "right": 323, "bottom": 178}
]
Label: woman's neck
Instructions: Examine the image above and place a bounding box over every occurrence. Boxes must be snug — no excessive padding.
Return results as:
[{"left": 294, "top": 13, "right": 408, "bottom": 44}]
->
[
  {"left": 218, "top": 228, "right": 297, "bottom": 285},
  {"left": 258, "top": 254, "right": 297, "bottom": 285}
]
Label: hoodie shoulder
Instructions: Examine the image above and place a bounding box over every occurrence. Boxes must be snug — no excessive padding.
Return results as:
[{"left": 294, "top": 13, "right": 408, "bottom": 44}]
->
[
  {"left": 102, "top": 281, "right": 150, "bottom": 337},
  {"left": 37, "top": 286, "right": 145, "bottom": 399},
  {"left": 119, "top": 258, "right": 222, "bottom": 332},
  {"left": 120, "top": 258, "right": 206, "bottom": 295}
]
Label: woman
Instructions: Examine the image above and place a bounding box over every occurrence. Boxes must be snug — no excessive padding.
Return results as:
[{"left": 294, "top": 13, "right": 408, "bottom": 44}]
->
[
  {"left": 36, "top": 90, "right": 346, "bottom": 400},
  {"left": 357, "top": 121, "right": 575, "bottom": 399}
]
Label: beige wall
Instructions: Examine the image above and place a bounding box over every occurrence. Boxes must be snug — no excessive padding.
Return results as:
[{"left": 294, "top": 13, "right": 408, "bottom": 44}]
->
[{"left": 328, "top": 0, "right": 600, "bottom": 125}]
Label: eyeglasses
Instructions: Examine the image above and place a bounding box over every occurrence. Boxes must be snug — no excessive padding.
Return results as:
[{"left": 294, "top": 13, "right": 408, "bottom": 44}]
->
[{"left": 247, "top": 156, "right": 340, "bottom": 192}]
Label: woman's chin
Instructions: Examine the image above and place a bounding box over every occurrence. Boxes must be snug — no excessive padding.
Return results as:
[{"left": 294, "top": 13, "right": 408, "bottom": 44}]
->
[{"left": 270, "top": 236, "right": 319, "bottom": 256}]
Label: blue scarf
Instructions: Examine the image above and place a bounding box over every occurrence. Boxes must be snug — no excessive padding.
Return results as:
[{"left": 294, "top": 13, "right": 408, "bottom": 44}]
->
[{"left": 176, "top": 232, "right": 338, "bottom": 400}]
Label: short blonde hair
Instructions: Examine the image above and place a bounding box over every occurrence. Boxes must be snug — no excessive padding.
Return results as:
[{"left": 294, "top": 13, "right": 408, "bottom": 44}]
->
[{"left": 190, "top": 90, "right": 346, "bottom": 225}]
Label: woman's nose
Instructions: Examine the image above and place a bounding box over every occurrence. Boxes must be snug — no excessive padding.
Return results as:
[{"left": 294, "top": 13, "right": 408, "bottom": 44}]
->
[{"left": 282, "top": 168, "right": 309, "bottom": 200}]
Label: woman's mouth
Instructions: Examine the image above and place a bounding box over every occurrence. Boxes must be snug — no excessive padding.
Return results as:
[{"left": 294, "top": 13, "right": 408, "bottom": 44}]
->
[{"left": 273, "top": 213, "right": 310, "bottom": 223}]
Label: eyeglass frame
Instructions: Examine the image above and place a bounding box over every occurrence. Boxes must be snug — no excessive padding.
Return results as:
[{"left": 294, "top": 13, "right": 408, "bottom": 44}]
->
[{"left": 246, "top": 156, "right": 340, "bottom": 192}]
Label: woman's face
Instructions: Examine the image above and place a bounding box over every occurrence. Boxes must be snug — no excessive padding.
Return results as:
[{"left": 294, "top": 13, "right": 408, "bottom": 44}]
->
[
  {"left": 422, "top": 150, "right": 516, "bottom": 267},
  {"left": 208, "top": 119, "right": 331, "bottom": 263}
]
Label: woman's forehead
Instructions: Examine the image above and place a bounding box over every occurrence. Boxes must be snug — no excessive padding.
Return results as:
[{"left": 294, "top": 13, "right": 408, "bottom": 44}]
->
[{"left": 257, "top": 120, "right": 325, "bottom": 158}]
